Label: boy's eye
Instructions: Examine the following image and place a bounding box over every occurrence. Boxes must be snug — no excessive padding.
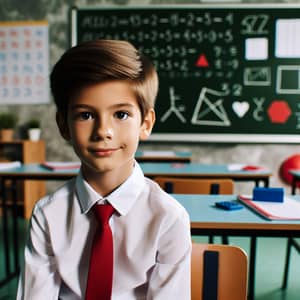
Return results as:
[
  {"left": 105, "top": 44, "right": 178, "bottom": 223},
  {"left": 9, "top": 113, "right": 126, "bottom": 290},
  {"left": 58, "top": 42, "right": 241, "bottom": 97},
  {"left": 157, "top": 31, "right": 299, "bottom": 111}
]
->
[
  {"left": 115, "top": 111, "right": 129, "bottom": 120},
  {"left": 77, "top": 111, "right": 93, "bottom": 120}
]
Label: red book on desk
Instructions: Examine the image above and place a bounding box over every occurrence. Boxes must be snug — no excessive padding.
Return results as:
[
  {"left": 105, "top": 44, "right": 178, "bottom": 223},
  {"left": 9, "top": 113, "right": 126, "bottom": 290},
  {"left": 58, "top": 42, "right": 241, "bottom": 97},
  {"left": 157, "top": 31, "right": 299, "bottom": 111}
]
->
[
  {"left": 41, "top": 162, "right": 81, "bottom": 170},
  {"left": 227, "top": 164, "right": 266, "bottom": 171},
  {"left": 242, "top": 165, "right": 265, "bottom": 171},
  {"left": 238, "top": 195, "right": 300, "bottom": 220}
]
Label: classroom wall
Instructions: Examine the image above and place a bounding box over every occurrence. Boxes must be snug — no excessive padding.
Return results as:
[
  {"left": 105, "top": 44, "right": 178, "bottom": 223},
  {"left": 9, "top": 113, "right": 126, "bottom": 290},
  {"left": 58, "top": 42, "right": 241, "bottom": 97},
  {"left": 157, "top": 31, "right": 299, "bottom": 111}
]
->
[{"left": 0, "top": 0, "right": 299, "bottom": 194}]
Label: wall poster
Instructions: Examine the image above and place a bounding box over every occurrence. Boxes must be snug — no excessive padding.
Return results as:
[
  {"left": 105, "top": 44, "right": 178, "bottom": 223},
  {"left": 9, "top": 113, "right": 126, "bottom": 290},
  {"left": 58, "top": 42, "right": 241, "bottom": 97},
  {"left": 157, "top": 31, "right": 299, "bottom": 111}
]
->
[{"left": 0, "top": 21, "right": 49, "bottom": 104}]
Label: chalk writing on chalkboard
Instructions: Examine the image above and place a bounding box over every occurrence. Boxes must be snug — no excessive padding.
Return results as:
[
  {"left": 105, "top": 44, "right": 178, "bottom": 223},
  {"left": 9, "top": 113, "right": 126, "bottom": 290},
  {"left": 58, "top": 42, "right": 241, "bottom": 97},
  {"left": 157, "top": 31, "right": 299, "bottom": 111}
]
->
[{"left": 71, "top": 5, "right": 300, "bottom": 143}]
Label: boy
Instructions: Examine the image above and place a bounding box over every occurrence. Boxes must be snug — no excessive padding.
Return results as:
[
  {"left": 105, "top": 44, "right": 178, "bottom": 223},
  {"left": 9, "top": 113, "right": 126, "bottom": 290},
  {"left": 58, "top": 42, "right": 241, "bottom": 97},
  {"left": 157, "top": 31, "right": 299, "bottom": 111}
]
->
[{"left": 17, "top": 39, "right": 191, "bottom": 299}]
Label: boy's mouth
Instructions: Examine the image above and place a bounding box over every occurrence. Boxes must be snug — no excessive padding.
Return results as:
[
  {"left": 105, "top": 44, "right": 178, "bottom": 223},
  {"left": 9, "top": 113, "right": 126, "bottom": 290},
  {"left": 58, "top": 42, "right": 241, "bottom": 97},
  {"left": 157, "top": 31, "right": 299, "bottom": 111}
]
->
[{"left": 90, "top": 148, "right": 119, "bottom": 157}]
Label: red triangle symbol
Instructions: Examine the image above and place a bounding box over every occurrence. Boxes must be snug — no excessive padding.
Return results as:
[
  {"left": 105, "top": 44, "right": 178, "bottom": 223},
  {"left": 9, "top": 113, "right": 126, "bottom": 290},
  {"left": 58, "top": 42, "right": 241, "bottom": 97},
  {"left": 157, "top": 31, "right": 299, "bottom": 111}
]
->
[{"left": 196, "top": 54, "right": 209, "bottom": 67}]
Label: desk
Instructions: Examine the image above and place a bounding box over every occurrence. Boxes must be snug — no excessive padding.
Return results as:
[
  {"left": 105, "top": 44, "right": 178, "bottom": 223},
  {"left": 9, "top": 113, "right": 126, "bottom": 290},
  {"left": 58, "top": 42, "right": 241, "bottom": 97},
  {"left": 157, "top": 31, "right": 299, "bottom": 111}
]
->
[
  {"left": 0, "top": 163, "right": 271, "bottom": 292},
  {"left": 0, "top": 162, "right": 272, "bottom": 184},
  {"left": 140, "top": 162, "right": 271, "bottom": 187},
  {"left": 0, "top": 163, "right": 271, "bottom": 227},
  {"left": 174, "top": 194, "right": 300, "bottom": 300}
]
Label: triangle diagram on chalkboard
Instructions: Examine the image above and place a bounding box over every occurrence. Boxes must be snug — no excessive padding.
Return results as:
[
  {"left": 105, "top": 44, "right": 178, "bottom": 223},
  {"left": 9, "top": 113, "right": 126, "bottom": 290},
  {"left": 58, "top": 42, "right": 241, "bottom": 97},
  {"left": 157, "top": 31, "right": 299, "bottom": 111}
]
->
[
  {"left": 191, "top": 87, "right": 231, "bottom": 126},
  {"left": 195, "top": 54, "right": 209, "bottom": 67}
]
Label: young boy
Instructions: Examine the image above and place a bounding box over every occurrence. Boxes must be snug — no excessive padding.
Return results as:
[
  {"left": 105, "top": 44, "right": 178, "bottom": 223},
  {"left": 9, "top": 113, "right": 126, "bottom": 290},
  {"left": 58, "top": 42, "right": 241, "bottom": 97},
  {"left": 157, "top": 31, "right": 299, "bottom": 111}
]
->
[{"left": 17, "top": 39, "right": 191, "bottom": 299}]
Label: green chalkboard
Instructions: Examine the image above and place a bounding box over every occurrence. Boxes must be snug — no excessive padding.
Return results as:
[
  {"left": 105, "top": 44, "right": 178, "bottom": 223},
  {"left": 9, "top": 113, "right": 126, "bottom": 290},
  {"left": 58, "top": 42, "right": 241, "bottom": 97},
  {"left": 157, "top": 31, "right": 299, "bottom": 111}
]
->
[{"left": 71, "top": 4, "right": 300, "bottom": 143}]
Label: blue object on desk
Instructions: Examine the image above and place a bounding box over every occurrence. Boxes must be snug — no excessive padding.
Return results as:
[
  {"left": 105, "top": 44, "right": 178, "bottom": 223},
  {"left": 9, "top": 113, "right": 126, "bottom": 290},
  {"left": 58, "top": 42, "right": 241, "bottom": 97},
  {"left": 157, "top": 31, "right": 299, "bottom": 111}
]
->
[
  {"left": 215, "top": 200, "right": 244, "bottom": 210},
  {"left": 253, "top": 187, "right": 284, "bottom": 202}
]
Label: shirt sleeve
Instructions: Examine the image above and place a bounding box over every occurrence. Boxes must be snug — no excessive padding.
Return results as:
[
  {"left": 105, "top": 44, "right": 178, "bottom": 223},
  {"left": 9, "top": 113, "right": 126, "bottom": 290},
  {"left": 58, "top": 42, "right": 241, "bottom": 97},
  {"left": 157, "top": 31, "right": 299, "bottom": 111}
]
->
[
  {"left": 146, "top": 209, "right": 192, "bottom": 300},
  {"left": 16, "top": 206, "right": 61, "bottom": 300}
]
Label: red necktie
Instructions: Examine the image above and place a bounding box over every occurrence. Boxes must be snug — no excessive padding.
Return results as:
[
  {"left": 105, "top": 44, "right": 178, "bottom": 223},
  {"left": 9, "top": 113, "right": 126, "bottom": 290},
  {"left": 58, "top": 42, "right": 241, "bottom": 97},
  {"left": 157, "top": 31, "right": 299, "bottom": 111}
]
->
[{"left": 85, "top": 204, "right": 115, "bottom": 300}]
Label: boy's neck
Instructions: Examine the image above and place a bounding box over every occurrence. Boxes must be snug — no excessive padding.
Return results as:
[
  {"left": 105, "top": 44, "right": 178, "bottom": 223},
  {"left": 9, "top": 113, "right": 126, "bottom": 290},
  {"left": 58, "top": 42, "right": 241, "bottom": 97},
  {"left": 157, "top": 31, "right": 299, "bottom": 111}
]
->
[{"left": 81, "top": 160, "right": 135, "bottom": 197}]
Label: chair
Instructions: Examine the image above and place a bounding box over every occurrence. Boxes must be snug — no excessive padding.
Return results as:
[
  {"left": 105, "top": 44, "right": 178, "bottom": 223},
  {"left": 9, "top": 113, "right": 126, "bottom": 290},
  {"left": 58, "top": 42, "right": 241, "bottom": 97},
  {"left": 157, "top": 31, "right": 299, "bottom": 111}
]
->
[
  {"left": 282, "top": 237, "right": 300, "bottom": 289},
  {"left": 154, "top": 177, "right": 234, "bottom": 243},
  {"left": 154, "top": 177, "right": 234, "bottom": 195},
  {"left": 191, "top": 243, "right": 248, "bottom": 300}
]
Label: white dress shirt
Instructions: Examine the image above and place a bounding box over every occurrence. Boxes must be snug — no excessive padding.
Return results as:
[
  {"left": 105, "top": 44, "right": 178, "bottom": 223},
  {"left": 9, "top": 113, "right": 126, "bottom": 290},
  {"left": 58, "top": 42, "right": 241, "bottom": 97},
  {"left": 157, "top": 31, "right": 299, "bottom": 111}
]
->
[{"left": 17, "top": 162, "right": 191, "bottom": 300}]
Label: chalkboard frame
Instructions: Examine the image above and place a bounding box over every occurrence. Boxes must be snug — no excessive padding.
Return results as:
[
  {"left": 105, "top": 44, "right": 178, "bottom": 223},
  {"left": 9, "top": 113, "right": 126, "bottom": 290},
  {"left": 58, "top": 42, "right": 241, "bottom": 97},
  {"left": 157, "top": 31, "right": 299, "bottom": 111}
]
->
[{"left": 70, "top": 4, "right": 300, "bottom": 144}]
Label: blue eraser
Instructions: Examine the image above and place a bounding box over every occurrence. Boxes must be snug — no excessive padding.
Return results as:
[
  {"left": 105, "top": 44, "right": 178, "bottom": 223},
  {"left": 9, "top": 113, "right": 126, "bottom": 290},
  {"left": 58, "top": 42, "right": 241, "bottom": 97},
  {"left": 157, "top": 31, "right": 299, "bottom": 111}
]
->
[
  {"left": 215, "top": 200, "right": 244, "bottom": 210},
  {"left": 253, "top": 187, "right": 284, "bottom": 202}
]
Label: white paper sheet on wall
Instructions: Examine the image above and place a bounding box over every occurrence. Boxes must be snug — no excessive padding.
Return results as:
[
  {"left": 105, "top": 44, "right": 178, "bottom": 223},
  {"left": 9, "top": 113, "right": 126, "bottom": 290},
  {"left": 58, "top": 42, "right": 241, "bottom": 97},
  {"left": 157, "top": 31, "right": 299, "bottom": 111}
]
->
[
  {"left": 275, "top": 18, "right": 300, "bottom": 58},
  {"left": 245, "top": 38, "right": 268, "bottom": 60},
  {"left": 0, "top": 21, "right": 49, "bottom": 104}
]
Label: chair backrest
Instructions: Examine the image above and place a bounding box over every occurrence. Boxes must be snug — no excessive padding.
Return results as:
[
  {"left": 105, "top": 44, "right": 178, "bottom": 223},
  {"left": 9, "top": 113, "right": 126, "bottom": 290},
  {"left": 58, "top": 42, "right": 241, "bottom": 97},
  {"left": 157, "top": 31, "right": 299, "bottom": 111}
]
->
[
  {"left": 191, "top": 243, "right": 248, "bottom": 300},
  {"left": 154, "top": 177, "right": 234, "bottom": 194}
]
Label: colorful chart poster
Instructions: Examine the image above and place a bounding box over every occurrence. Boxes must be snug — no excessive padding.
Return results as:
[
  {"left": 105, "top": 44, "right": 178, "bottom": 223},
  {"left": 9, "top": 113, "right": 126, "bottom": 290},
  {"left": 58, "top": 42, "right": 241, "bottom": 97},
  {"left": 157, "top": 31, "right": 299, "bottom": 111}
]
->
[{"left": 0, "top": 21, "right": 49, "bottom": 104}]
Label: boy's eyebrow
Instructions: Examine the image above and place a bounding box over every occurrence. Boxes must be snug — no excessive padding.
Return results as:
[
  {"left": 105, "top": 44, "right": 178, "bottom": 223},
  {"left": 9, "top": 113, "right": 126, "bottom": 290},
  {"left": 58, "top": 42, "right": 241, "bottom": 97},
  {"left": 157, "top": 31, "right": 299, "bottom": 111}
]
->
[
  {"left": 69, "top": 104, "right": 91, "bottom": 110},
  {"left": 69, "top": 102, "right": 136, "bottom": 110},
  {"left": 110, "top": 102, "right": 136, "bottom": 110}
]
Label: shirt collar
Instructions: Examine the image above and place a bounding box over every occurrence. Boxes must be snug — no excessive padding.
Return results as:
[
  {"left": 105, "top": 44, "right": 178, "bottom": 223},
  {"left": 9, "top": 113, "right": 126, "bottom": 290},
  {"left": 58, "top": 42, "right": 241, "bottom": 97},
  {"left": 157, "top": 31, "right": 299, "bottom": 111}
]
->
[{"left": 76, "top": 162, "right": 146, "bottom": 216}]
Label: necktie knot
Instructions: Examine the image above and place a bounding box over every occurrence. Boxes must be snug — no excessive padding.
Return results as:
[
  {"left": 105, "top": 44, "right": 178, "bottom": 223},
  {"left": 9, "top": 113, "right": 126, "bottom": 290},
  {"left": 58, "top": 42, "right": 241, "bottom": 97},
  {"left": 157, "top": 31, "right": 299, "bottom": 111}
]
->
[{"left": 94, "top": 204, "right": 114, "bottom": 226}]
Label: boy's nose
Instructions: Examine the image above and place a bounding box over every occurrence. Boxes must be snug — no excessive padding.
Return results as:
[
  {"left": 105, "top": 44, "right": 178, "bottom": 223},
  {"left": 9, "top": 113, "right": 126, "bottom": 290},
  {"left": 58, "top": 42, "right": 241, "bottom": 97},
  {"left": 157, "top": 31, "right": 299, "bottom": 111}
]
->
[{"left": 92, "top": 119, "right": 113, "bottom": 141}]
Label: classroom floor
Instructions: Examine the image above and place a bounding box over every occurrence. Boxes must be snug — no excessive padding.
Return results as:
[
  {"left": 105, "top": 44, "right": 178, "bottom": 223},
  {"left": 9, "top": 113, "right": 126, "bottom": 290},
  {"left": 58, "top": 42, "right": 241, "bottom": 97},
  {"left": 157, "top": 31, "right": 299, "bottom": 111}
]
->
[{"left": 0, "top": 218, "right": 300, "bottom": 300}]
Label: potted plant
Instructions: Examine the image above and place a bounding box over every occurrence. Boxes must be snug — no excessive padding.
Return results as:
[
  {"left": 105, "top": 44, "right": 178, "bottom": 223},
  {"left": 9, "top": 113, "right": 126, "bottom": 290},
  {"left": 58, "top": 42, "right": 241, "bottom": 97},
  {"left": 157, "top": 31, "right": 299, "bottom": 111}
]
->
[
  {"left": 26, "top": 119, "right": 41, "bottom": 141},
  {"left": 0, "top": 112, "right": 17, "bottom": 141}
]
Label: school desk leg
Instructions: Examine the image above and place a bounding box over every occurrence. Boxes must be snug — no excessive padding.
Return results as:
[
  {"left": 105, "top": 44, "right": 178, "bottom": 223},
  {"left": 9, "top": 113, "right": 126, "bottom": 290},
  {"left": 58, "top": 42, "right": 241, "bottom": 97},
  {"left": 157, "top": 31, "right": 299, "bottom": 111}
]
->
[
  {"left": 0, "top": 178, "right": 11, "bottom": 286},
  {"left": 255, "top": 178, "right": 269, "bottom": 187},
  {"left": 12, "top": 179, "right": 20, "bottom": 272},
  {"left": 291, "top": 177, "right": 297, "bottom": 195},
  {"left": 248, "top": 236, "right": 257, "bottom": 300},
  {"left": 0, "top": 178, "right": 20, "bottom": 287},
  {"left": 282, "top": 237, "right": 292, "bottom": 289}
]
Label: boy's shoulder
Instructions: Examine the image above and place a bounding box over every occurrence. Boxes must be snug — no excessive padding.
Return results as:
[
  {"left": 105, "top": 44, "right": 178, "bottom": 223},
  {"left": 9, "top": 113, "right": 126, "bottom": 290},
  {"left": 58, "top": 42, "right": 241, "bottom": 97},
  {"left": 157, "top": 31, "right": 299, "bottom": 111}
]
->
[
  {"left": 145, "top": 177, "right": 189, "bottom": 220},
  {"left": 33, "top": 177, "right": 77, "bottom": 213}
]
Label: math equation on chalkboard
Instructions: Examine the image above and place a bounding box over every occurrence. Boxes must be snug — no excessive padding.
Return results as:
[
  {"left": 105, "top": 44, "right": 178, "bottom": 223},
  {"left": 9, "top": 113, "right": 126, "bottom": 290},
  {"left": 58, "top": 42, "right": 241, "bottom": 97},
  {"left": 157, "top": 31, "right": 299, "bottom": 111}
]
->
[
  {"left": 72, "top": 5, "right": 300, "bottom": 143},
  {"left": 0, "top": 21, "right": 49, "bottom": 104}
]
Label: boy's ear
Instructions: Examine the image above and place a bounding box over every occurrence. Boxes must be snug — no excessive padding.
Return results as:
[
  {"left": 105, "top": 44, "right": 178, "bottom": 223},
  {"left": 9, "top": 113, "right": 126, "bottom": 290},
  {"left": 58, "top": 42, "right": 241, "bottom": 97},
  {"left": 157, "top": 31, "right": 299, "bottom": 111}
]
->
[
  {"left": 140, "top": 109, "right": 155, "bottom": 140},
  {"left": 56, "top": 112, "right": 71, "bottom": 141}
]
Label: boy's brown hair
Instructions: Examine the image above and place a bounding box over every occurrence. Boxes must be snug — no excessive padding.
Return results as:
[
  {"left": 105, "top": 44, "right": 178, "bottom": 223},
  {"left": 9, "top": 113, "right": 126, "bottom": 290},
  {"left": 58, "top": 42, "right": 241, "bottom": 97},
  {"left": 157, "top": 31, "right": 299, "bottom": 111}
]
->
[{"left": 50, "top": 39, "right": 159, "bottom": 121}]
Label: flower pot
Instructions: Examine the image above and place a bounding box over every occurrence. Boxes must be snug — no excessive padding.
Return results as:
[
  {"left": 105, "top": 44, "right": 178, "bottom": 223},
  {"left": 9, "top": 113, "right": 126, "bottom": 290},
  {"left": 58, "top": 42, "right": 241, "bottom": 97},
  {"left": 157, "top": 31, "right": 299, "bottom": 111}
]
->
[
  {"left": 28, "top": 128, "right": 41, "bottom": 141},
  {"left": 0, "top": 129, "right": 14, "bottom": 141}
]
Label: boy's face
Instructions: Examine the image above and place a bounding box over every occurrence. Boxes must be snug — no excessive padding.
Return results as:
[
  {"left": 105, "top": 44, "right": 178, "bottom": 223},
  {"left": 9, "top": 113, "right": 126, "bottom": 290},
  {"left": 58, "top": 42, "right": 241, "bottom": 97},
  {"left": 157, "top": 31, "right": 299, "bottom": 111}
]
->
[{"left": 57, "top": 80, "right": 155, "bottom": 179}]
